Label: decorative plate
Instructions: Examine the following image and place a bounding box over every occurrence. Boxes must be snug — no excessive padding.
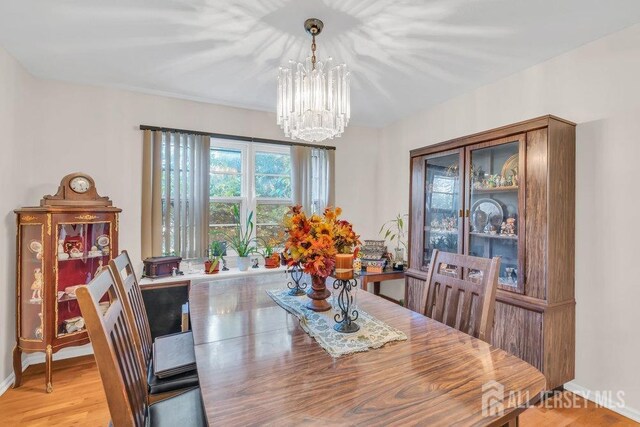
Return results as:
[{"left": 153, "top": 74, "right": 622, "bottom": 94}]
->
[
  {"left": 501, "top": 154, "right": 519, "bottom": 179},
  {"left": 29, "top": 240, "right": 42, "bottom": 253},
  {"left": 471, "top": 198, "right": 504, "bottom": 232},
  {"left": 97, "top": 235, "right": 110, "bottom": 247}
]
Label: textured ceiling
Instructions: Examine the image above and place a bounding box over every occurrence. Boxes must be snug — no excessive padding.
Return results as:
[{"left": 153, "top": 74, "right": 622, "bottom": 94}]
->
[{"left": 1, "top": 0, "right": 640, "bottom": 126}]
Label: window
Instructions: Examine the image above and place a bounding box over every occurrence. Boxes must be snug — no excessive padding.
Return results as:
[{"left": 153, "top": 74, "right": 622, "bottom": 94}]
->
[
  {"left": 208, "top": 140, "right": 292, "bottom": 255},
  {"left": 209, "top": 143, "right": 247, "bottom": 244},
  {"left": 254, "top": 148, "right": 292, "bottom": 243}
]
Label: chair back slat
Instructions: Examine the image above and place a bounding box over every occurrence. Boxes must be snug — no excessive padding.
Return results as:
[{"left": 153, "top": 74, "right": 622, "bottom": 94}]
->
[
  {"left": 110, "top": 251, "right": 153, "bottom": 368},
  {"left": 421, "top": 250, "right": 500, "bottom": 342},
  {"left": 77, "top": 268, "right": 148, "bottom": 427}
]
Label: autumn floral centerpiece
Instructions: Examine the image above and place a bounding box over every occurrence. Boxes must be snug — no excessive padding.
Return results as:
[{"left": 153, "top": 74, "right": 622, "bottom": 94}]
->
[{"left": 283, "top": 206, "right": 360, "bottom": 312}]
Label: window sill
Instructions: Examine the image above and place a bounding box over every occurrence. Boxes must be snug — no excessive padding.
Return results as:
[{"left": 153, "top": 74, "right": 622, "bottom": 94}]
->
[{"left": 139, "top": 265, "right": 288, "bottom": 288}]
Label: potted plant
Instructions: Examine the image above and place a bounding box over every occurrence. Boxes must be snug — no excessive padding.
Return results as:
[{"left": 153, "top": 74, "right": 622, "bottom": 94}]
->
[
  {"left": 379, "top": 213, "right": 408, "bottom": 264},
  {"left": 204, "top": 241, "right": 225, "bottom": 274},
  {"left": 260, "top": 235, "right": 283, "bottom": 269},
  {"left": 215, "top": 205, "right": 257, "bottom": 272}
]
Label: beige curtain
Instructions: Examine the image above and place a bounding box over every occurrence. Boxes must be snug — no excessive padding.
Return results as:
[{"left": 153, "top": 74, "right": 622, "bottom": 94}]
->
[
  {"left": 290, "top": 145, "right": 335, "bottom": 214},
  {"left": 142, "top": 130, "right": 210, "bottom": 259},
  {"left": 316, "top": 148, "right": 335, "bottom": 212},
  {"left": 291, "top": 145, "right": 313, "bottom": 213}
]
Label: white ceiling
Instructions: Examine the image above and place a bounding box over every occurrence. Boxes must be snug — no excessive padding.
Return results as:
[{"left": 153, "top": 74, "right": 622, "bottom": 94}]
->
[{"left": 1, "top": 0, "right": 640, "bottom": 127}]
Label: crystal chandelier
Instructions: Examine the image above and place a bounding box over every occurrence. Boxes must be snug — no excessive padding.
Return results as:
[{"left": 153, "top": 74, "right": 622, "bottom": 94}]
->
[{"left": 277, "top": 18, "right": 351, "bottom": 143}]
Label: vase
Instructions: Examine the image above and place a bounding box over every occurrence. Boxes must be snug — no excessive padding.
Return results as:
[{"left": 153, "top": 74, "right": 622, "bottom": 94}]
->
[
  {"left": 237, "top": 256, "right": 250, "bottom": 271},
  {"left": 335, "top": 253, "right": 354, "bottom": 280},
  {"left": 394, "top": 247, "right": 405, "bottom": 263},
  {"left": 306, "top": 275, "right": 332, "bottom": 312}
]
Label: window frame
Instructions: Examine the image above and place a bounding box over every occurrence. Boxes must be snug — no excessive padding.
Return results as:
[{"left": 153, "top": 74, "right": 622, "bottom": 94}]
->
[{"left": 208, "top": 140, "right": 292, "bottom": 256}]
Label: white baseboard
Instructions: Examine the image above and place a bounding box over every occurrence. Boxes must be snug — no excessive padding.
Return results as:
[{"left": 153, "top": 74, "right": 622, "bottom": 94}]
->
[
  {"left": 0, "top": 345, "right": 94, "bottom": 397},
  {"left": 565, "top": 381, "right": 640, "bottom": 423}
]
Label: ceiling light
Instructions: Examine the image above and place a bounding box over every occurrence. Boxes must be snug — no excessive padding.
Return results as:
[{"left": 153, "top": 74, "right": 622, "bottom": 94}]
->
[{"left": 277, "top": 18, "right": 351, "bottom": 143}]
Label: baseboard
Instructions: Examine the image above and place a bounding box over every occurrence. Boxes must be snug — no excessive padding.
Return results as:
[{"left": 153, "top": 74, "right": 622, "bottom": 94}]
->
[
  {"left": 0, "top": 345, "right": 94, "bottom": 397},
  {"left": 565, "top": 381, "right": 640, "bottom": 423}
]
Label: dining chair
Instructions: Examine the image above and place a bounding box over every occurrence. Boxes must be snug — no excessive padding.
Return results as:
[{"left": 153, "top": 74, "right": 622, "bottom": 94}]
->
[
  {"left": 110, "top": 251, "right": 198, "bottom": 395},
  {"left": 421, "top": 250, "right": 500, "bottom": 343},
  {"left": 76, "top": 269, "right": 206, "bottom": 427}
]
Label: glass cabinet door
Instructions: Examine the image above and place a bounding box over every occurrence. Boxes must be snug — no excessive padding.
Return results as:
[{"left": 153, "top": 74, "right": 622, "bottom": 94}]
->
[
  {"left": 466, "top": 135, "right": 525, "bottom": 292},
  {"left": 423, "top": 151, "right": 463, "bottom": 267},
  {"left": 56, "top": 221, "right": 112, "bottom": 336},
  {"left": 19, "top": 222, "right": 45, "bottom": 341}
]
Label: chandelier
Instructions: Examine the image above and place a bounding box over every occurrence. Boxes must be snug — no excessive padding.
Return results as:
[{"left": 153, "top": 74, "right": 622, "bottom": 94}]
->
[{"left": 277, "top": 18, "right": 351, "bottom": 143}]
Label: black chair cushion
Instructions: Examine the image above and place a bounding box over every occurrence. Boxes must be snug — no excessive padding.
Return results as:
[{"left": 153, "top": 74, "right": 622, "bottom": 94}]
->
[
  {"left": 147, "top": 387, "right": 206, "bottom": 427},
  {"left": 147, "top": 359, "right": 199, "bottom": 395}
]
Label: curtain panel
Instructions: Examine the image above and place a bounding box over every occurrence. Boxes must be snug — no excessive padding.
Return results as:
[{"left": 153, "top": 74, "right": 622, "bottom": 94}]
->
[
  {"left": 291, "top": 146, "right": 335, "bottom": 214},
  {"left": 141, "top": 130, "right": 210, "bottom": 259}
]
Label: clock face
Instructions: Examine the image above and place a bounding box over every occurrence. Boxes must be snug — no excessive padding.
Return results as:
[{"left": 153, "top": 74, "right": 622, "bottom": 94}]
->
[{"left": 70, "top": 176, "right": 91, "bottom": 194}]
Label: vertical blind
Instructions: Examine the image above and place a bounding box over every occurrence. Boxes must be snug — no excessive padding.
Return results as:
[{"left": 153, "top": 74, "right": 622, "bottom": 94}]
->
[{"left": 142, "top": 130, "right": 210, "bottom": 259}]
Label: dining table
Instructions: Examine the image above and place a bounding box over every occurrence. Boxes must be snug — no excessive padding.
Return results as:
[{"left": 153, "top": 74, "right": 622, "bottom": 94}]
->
[{"left": 189, "top": 276, "right": 546, "bottom": 426}]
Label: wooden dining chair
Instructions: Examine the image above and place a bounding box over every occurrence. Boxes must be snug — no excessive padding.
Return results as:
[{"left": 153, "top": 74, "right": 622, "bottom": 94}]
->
[
  {"left": 110, "top": 251, "right": 198, "bottom": 395},
  {"left": 76, "top": 269, "right": 206, "bottom": 427},
  {"left": 420, "top": 250, "right": 500, "bottom": 343}
]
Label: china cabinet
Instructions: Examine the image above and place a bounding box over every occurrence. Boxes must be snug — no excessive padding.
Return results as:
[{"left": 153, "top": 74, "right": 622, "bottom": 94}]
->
[
  {"left": 406, "top": 115, "right": 575, "bottom": 389},
  {"left": 13, "top": 173, "right": 121, "bottom": 392}
]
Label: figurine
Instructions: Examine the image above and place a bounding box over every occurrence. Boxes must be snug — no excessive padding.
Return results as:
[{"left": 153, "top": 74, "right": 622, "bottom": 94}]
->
[
  {"left": 501, "top": 217, "right": 517, "bottom": 235},
  {"left": 499, "top": 176, "right": 507, "bottom": 187},
  {"left": 251, "top": 258, "right": 260, "bottom": 269},
  {"left": 34, "top": 313, "right": 44, "bottom": 340},
  {"left": 221, "top": 257, "right": 229, "bottom": 271},
  {"left": 95, "top": 258, "right": 106, "bottom": 275},
  {"left": 57, "top": 239, "right": 65, "bottom": 255},
  {"left": 31, "top": 268, "right": 43, "bottom": 302}
]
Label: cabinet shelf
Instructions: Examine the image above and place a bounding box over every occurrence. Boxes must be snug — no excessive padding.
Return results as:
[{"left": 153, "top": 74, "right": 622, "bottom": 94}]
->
[
  {"left": 472, "top": 186, "right": 519, "bottom": 194},
  {"left": 470, "top": 232, "right": 518, "bottom": 241},
  {"left": 425, "top": 228, "right": 458, "bottom": 234},
  {"left": 57, "top": 254, "right": 107, "bottom": 262}
]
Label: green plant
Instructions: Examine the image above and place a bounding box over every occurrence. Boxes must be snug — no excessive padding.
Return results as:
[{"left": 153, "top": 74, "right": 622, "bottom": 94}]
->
[
  {"left": 212, "top": 205, "right": 257, "bottom": 257},
  {"left": 206, "top": 241, "right": 225, "bottom": 273},
  {"left": 379, "top": 213, "right": 408, "bottom": 251}
]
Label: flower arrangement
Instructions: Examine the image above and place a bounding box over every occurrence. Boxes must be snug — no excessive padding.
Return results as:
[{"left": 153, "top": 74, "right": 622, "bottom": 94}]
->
[{"left": 283, "top": 206, "right": 360, "bottom": 278}]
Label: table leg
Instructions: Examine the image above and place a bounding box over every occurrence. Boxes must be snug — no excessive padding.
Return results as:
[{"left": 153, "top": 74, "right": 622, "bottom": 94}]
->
[{"left": 373, "top": 282, "right": 381, "bottom": 296}]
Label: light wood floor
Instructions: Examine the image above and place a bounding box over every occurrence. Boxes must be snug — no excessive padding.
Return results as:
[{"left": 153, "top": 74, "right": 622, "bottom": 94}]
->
[{"left": 0, "top": 356, "right": 636, "bottom": 426}]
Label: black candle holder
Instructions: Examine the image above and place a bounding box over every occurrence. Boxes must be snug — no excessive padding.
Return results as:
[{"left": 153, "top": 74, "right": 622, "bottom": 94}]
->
[
  {"left": 332, "top": 278, "right": 359, "bottom": 333},
  {"left": 286, "top": 263, "right": 307, "bottom": 296}
]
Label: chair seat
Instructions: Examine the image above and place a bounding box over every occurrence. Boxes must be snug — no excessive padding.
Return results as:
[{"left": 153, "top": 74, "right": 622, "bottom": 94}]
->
[
  {"left": 147, "top": 388, "right": 206, "bottom": 427},
  {"left": 147, "top": 359, "right": 199, "bottom": 395}
]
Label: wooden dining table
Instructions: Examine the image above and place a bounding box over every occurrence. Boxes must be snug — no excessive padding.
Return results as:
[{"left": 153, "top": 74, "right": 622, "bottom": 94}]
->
[{"left": 189, "top": 276, "right": 546, "bottom": 426}]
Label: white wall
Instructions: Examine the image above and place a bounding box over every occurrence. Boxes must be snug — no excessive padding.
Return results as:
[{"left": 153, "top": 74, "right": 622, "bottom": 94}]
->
[
  {"left": 0, "top": 45, "right": 39, "bottom": 392},
  {"left": 377, "top": 23, "right": 640, "bottom": 418},
  {"left": 0, "top": 45, "right": 379, "bottom": 387}
]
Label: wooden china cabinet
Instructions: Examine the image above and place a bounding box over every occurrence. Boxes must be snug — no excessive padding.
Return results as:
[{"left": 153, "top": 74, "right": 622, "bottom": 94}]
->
[
  {"left": 406, "top": 116, "right": 575, "bottom": 389},
  {"left": 13, "top": 173, "right": 121, "bottom": 392}
]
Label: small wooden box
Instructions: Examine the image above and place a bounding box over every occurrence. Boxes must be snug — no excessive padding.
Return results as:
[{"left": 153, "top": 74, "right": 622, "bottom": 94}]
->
[
  {"left": 366, "top": 265, "right": 384, "bottom": 273},
  {"left": 143, "top": 256, "right": 182, "bottom": 278}
]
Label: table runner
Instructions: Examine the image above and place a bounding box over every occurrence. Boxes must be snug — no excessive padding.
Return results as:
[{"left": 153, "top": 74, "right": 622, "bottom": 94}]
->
[{"left": 267, "top": 288, "right": 407, "bottom": 357}]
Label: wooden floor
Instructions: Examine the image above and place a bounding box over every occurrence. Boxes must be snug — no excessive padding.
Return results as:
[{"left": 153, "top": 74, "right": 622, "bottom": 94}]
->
[{"left": 0, "top": 356, "right": 636, "bottom": 426}]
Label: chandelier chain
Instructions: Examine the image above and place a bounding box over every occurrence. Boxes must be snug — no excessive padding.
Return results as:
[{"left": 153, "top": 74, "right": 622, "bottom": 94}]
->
[{"left": 311, "top": 35, "right": 316, "bottom": 70}]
